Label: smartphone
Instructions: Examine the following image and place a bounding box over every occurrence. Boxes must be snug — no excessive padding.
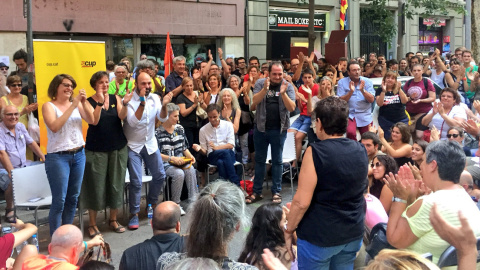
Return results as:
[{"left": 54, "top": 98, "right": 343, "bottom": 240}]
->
[{"left": 2, "top": 225, "right": 12, "bottom": 236}]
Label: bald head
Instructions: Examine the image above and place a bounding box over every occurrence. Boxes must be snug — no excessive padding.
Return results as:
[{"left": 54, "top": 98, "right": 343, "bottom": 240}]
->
[
  {"left": 51, "top": 224, "right": 82, "bottom": 248},
  {"left": 152, "top": 201, "right": 181, "bottom": 232},
  {"left": 460, "top": 171, "right": 474, "bottom": 190}
]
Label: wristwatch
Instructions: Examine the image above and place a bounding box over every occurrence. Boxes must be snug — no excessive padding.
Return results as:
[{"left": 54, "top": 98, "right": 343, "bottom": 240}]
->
[
  {"left": 392, "top": 197, "right": 407, "bottom": 204},
  {"left": 96, "top": 102, "right": 104, "bottom": 107},
  {"left": 284, "top": 223, "right": 295, "bottom": 234}
]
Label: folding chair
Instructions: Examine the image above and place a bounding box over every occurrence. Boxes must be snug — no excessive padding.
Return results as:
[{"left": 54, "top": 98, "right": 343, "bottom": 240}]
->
[
  {"left": 265, "top": 132, "right": 296, "bottom": 198},
  {"left": 206, "top": 162, "right": 246, "bottom": 190},
  {"left": 437, "top": 237, "right": 480, "bottom": 268},
  {"left": 123, "top": 163, "right": 152, "bottom": 216},
  {"left": 12, "top": 164, "right": 52, "bottom": 239}
]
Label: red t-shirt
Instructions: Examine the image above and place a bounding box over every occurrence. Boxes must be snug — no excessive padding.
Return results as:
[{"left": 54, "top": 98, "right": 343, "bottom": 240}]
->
[
  {"left": 0, "top": 234, "right": 14, "bottom": 269},
  {"left": 404, "top": 79, "right": 435, "bottom": 114},
  {"left": 299, "top": 84, "right": 319, "bottom": 116},
  {"left": 22, "top": 254, "right": 79, "bottom": 270}
]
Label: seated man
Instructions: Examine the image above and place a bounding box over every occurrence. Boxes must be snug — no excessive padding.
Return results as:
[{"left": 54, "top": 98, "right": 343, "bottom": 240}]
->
[
  {"left": 120, "top": 201, "right": 186, "bottom": 270},
  {"left": 23, "top": 225, "right": 104, "bottom": 270},
  {"left": 0, "top": 105, "right": 44, "bottom": 222},
  {"left": 193, "top": 104, "right": 239, "bottom": 186},
  {"left": 459, "top": 171, "right": 480, "bottom": 206}
]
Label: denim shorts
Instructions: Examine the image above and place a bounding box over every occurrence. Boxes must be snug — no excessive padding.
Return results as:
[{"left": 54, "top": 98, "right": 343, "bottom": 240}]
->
[
  {"left": 289, "top": 115, "right": 312, "bottom": 134},
  {"left": 0, "top": 169, "right": 10, "bottom": 191}
]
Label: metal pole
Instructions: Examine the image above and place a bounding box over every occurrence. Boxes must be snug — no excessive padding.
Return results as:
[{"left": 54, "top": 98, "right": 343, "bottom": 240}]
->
[
  {"left": 26, "top": 0, "right": 35, "bottom": 104},
  {"left": 308, "top": 0, "right": 315, "bottom": 53},
  {"left": 244, "top": 0, "right": 249, "bottom": 59},
  {"left": 466, "top": 0, "right": 472, "bottom": 49}
]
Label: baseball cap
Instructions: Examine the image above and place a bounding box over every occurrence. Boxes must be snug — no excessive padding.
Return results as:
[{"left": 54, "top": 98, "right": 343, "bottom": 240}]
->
[{"left": 0, "top": 62, "right": 8, "bottom": 69}]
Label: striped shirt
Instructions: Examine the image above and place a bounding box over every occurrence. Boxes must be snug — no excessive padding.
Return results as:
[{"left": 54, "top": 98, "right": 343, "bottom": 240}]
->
[{"left": 155, "top": 124, "right": 188, "bottom": 165}]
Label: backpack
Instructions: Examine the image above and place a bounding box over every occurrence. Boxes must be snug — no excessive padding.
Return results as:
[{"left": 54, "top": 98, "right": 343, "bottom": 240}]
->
[{"left": 405, "top": 78, "right": 429, "bottom": 92}]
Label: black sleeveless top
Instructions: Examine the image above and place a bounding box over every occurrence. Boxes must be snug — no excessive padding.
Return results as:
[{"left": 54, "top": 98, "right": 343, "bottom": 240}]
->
[
  {"left": 85, "top": 94, "right": 127, "bottom": 152},
  {"left": 297, "top": 138, "right": 368, "bottom": 247}
]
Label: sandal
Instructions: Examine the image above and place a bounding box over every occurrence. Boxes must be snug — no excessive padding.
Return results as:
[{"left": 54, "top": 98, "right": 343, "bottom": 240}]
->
[
  {"left": 87, "top": 225, "right": 101, "bottom": 238},
  {"left": 109, "top": 220, "right": 125, "bottom": 233},
  {"left": 245, "top": 193, "right": 263, "bottom": 204},
  {"left": 4, "top": 208, "right": 16, "bottom": 223},
  {"left": 272, "top": 193, "right": 282, "bottom": 204}
]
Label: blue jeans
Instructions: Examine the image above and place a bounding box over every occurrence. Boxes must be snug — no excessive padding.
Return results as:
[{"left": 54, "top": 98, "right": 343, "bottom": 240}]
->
[
  {"left": 208, "top": 149, "right": 239, "bottom": 186},
  {"left": 253, "top": 127, "right": 287, "bottom": 195},
  {"left": 45, "top": 149, "right": 86, "bottom": 236},
  {"left": 297, "top": 237, "right": 362, "bottom": 270},
  {"left": 127, "top": 146, "right": 166, "bottom": 215}
]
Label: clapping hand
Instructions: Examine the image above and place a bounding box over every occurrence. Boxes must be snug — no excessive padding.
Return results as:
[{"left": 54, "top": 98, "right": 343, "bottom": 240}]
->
[
  {"left": 263, "top": 78, "right": 270, "bottom": 91},
  {"left": 377, "top": 126, "right": 385, "bottom": 139},
  {"left": 462, "top": 119, "right": 480, "bottom": 136},
  {"left": 381, "top": 80, "right": 387, "bottom": 92},
  {"left": 123, "top": 87, "right": 133, "bottom": 106},
  {"left": 218, "top": 48, "right": 223, "bottom": 59},
  {"left": 383, "top": 166, "right": 413, "bottom": 201},
  {"left": 359, "top": 80, "right": 365, "bottom": 92},
  {"left": 162, "top": 92, "right": 173, "bottom": 106},
  {"left": 349, "top": 81, "right": 355, "bottom": 92},
  {"left": 302, "top": 85, "right": 312, "bottom": 95},
  {"left": 407, "top": 162, "right": 422, "bottom": 180},
  {"left": 430, "top": 126, "right": 440, "bottom": 141},
  {"left": 280, "top": 80, "right": 288, "bottom": 95},
  {"left": 208, "top": 49, "right": 213, "bottom": 61}
]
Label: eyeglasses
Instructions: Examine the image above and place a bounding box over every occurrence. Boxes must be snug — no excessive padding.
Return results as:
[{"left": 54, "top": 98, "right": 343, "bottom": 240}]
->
[
  {"left": 370, "top": 162, "right": 382, "bottom": 168},
  {"left": 61, "top": 83, "right": 74, "bottom": 88},
  {"left": 447, "top": 134, "right": 461, "bottom": 138},
  {"left": 5, "top": 113, "right": 19, "bottom": 117},
  {"left": 9, "top": 84, "right": 22, "bottom": 88}
]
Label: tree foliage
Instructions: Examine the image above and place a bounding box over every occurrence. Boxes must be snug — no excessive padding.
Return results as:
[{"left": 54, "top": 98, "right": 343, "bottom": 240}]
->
[{"left": 365, "top": 0, "right": 465, "bottom": 45}]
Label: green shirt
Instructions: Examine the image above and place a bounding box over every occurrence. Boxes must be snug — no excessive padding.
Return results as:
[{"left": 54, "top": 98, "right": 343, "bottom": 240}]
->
[{"left": 108, "top": 80, "right": 134, "bottom": 97}]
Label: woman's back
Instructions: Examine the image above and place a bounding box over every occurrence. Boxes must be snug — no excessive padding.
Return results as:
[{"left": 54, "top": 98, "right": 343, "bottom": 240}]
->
[{"left": 297, "top": 138, "right": 368, "bottom": 247}]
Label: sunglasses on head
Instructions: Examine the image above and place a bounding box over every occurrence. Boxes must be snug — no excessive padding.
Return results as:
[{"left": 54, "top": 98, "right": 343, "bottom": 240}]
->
[
  {"left": 370, "top": 162, "right": 382, "bottom": 168},
  {"left": 447, "top": 133, "right": 461, "bottom": 138}
]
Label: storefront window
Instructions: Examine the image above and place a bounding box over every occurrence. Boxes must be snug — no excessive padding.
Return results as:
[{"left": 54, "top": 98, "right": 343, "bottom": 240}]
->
[
  {"left": 112, "top": 38, "right": 134, "bottom": 65},
  {"left": 418, "top": 18, "right": 444, "bottom": 53}
]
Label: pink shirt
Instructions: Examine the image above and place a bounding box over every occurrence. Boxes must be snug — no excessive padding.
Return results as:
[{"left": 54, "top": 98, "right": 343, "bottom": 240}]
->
[{"left": 365, "top": 194, "right": 389, "bottom": 229}]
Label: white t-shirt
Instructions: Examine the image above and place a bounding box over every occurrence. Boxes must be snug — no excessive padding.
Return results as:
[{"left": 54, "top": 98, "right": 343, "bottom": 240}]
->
[{"left": 427, "top": 104, "right": 467, "bottom": 140}]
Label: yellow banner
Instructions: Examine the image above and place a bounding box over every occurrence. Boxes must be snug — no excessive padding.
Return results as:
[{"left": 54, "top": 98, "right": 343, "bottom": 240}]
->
[{"left": 33, "top": 40, "right": 106, "bottom": 153}]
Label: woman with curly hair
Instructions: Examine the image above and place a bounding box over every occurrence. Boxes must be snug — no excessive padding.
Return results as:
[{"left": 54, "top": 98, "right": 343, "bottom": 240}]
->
[
  {"left": 238, "top": 203, "right": 291, "bottom": 270},
  {"left": 370, "top": 155, "right": 398, "bottom": 214}
]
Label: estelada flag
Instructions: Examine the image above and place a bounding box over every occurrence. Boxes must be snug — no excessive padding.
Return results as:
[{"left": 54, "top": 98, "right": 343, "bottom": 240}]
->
[
  {"left": 340, "top": 0, "right": 348, "bottom": 30},
  {"left": 164, "top": 32, "right": 174, "bottom": 77}
]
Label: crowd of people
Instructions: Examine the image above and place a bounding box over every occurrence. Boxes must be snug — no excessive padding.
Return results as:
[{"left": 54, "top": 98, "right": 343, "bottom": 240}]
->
[{"left": 0, "top": 45, "right": 480, "bottom": 269}]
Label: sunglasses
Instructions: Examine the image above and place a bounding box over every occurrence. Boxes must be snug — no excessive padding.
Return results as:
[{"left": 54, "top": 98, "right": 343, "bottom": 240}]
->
[
  {"left": 447, "top": 134, "right": 461, "bottom": 138},
  {"left": 10, "top": 84, "right": 22, "bottom": 88},
  {"left": 370, "top": 162, "right": 382, "bottom": 168},
  {"left": 0, "top": 67, "right": 8, "bottom": 71}
]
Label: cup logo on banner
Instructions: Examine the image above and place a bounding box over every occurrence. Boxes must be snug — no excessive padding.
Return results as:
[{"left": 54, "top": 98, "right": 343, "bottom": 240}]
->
[{"left": 33, "top": 40, "right": 106, "bottom": 153}]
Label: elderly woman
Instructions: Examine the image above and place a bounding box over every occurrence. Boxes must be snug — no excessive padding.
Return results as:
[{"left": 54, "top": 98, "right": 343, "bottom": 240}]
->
[
  {"left": 228, "top": 75, "right": 252, "bottom": 166},
  {"left": 422, "top": 88, "right": 467, "bottom": 140},
  {"left": 81, "top": 71, "right": 130, "bottom": 237},
  {"left": 370, "top": 155, "right": 397, "bottom": 213},
  {"left": 108, "top": 64, "right": 134, "bottom": 98},
  {"left": 404, "top": 64, "right": 436, "bottom": 140},
  {"left": 379, "top": 122, "right": 412, "bottom": 167},
  {"left": 156, "top": 103, "right": 198, "bottom": 213},
  {"left": 376, "top": 71, "right": 409, "bottom": 140},
  {"left": 285, "top": 97, "right": 368, "bottom": 269},
  {"left": 217, "top": 88, "right": 241, "bottom": 134},
  {"left": 384, "top": 140, "right": 480, "bottom": 264},
  {"left": 176, "top": 77, "right": 206, "bottom": 153},
  {"left": 1, "top": 75, "right": 37, "bottom": 131},
  {"left": 42, "top": 74, "right": 97, "bottom": 236},
  {"left": 157, "top": 181, "right": 257, "bottom": 270}
]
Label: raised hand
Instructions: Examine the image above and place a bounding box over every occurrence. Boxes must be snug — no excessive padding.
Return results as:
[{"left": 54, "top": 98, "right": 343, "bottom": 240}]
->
[
  {"left": 377, "top": 125, "right": 385, "bottom": 138},
  {"left": 381, "top": 80, "right": 387, "bottom": 92},
  {"left": 430, "top": 126, "right": 440, "bottom": 141},
  {"left": 218, "top": 48, "right": 223, "bottom": 59},
  {"left": 123, "top": 87, "right": 133, "bottom": 105},
  {"left": 432, "top": 101, "right": 440, "bottom": 114},
  {"left": 349, "top": 81, "right": 355, "bottom": 92},
  {"left": 95, "top": 90, "right": 105, "bottom": 104},
  {"left": 461, "top": 119, "right": 480, "bottom": 136},
  {"left": 302, "top": 85, "right": 312, "bottom": 95},
  {"left": 307, "top": 52, "right": 315, "bottom": 63},
  {"left": 208, "top": 49, "right": 213, "bottom": 61},
  {"left": 437, "top": 102, "right": 445, "bottom": 115},
  {"left": 163, "top": 92, "right": 173, "bottom": 106},
  {"left": 407, "top": 162, "right": 422, "bottom": 180},
  {"left": 280, "top": 80, "right": 288, "bottom": 95}
]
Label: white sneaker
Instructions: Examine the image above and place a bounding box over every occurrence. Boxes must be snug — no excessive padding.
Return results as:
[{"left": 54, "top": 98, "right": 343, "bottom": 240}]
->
[{"left": 179, "top": 205, "right": 186, "bottom": 216}]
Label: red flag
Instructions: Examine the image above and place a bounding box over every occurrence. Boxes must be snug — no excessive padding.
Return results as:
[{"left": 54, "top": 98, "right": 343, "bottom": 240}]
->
[
  {"left": 340, "top": 0, "right": 348, "bottom": 30},
  {"left": 164, "top": 32, "right": 174, "bottom": 77}
]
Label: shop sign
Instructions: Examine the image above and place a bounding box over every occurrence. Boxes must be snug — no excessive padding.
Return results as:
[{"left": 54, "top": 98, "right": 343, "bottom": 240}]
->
[
  {"left": 423, "top": 18, "right": 446, "bottom": 26},
  {"left": 269, "top": 9, "right": 326, "bottom": 32}
]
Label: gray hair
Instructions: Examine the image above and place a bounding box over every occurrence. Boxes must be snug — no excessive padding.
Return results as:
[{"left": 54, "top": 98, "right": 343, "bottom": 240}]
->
[
  {"left": 173, "top": 56, "right": 186, "bottom": 64},
  {"left": 186, "top": 181, "right": 249, "bottom": 259},
  {"left": 217, "top": 88, "right": 240, "bottom": 111},
  {"left": 226, "top": 75, "right": 241, "bottom": 88},
  {"left": 113, "top": 65, "right": 127, "bottom": 73},
  {"left": 0, "top": 105, "right": 17, "bottom": 119},
  {"left": 136, "top": 59, "right": 155, "bottom": 71},
  {"left": 426, "top": 140, "right": 465, "bottom": 183},
  {"left": 166, "top": 103, "right": 180, "bottom": 115},
  {"left": 270, "top": 61, "right": 283, "bottom": 72},
  {"left": 165, "top": 258, "right": 221, "bottom": 270}
]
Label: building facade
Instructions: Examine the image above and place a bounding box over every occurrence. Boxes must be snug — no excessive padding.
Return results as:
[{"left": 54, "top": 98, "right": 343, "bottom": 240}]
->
[{"left": 0, "top": 0, "right": 245, "bottom": 70}]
